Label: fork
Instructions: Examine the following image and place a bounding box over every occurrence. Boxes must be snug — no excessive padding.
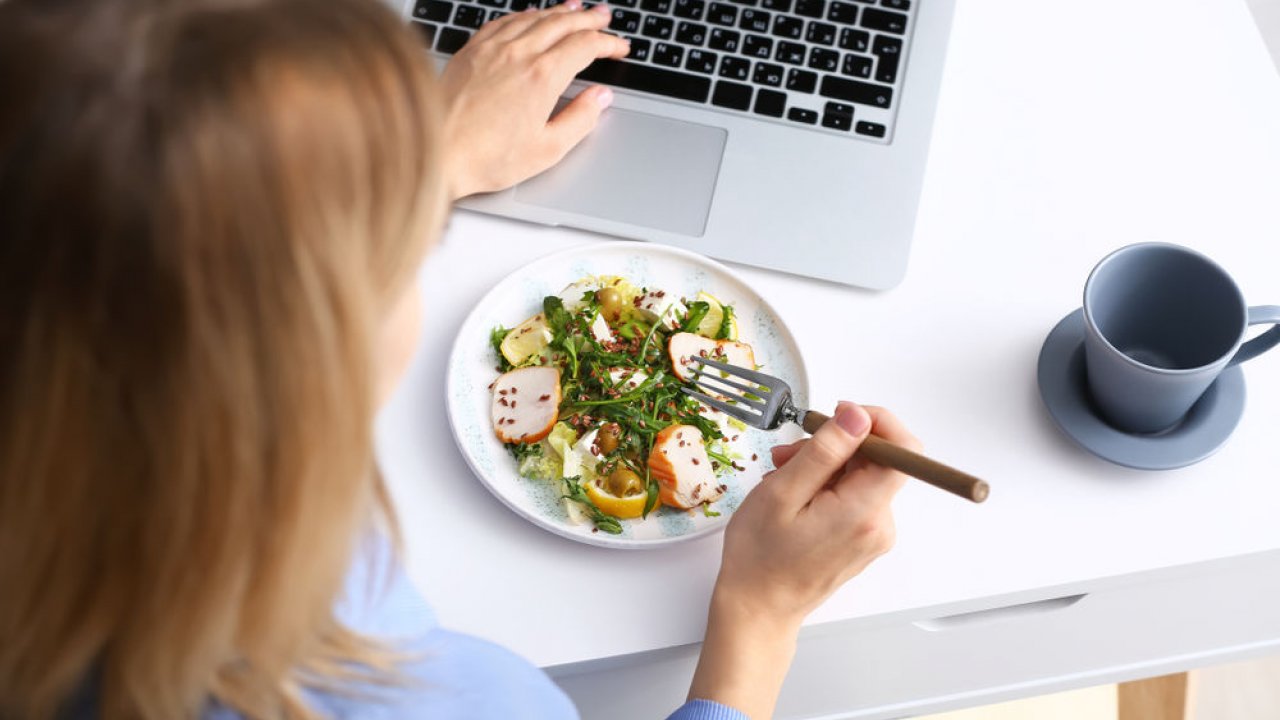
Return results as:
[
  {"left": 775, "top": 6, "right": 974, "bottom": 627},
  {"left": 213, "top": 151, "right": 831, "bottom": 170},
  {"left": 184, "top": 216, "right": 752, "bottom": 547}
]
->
[{"left": 683, "top": 356, "right": 990, "bottom": 504}]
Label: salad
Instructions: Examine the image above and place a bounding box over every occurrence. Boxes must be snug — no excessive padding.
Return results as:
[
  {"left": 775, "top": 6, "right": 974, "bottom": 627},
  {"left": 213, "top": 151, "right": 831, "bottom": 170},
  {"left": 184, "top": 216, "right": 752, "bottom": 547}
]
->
[{"left": 487, "top": 275, "right": 759, "bottom": 534}]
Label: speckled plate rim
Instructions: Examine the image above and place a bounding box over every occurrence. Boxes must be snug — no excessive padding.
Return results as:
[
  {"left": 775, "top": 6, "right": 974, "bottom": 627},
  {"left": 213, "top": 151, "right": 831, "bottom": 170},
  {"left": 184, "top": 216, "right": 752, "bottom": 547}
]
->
[{"left": 445, "top": 241, "right": 808, "bottom": 549}]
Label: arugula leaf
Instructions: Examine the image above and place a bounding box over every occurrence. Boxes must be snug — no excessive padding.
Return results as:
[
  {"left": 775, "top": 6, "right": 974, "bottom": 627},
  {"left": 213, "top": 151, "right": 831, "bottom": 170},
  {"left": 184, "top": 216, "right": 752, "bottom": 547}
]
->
[
  {"left": 490, "top": 326, "right": 512, "bottom": 371},
  {"left": 506, "top": 442, "right": 542, "bottom": 462},
  {"left": 716, "top": 304, "right": 736, "bottom": 340},
  {"left": 702, "top": 502, "right": 721, "bottom": 517},
  {"left": 680, "top": 301, "right": 711, "bottom": 333},
  {"left": 562, "top": 476, "right": 624, "bottom": 534},
  {"left": 642, "top": 476, "right": 659, "bottom": 518}
]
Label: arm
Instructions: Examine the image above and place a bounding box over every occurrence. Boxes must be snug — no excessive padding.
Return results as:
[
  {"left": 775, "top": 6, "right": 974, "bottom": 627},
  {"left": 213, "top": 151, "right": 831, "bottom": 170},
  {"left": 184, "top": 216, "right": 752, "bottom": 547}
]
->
[{"left": 686, "top": 403, "right": 919, "bottom": 719}]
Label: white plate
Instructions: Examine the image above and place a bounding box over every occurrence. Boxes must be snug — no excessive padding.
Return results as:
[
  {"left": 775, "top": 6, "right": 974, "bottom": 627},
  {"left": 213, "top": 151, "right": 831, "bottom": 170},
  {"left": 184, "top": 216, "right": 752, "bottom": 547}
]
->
[{"left": 445, "top": 242, "right": 808, "bottom": 549}]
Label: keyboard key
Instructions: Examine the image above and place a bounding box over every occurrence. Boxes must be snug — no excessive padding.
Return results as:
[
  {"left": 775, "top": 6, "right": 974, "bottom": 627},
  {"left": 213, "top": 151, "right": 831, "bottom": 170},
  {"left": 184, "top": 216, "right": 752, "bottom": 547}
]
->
[
  {"left": 794, "top": 0, "right": 824, "bottom": 18},
  {"left": 709, "top": 28, "right": 741, "bottom": 51},
  {"left": 872, "top": 33, "right": 901, "bottom": 83},
  {"left": 808, "top": 46, "right": 838, "bottom": 71},
  {"left": 822, "top": 100, "right": 853, "bottom": 130},
  {"left": 412, "top": 21, "right": 438, "bottom": 45},
  {"left": 786, "top": 67, "right": 817, "bottom": 92},
  {"left": 707, "top": 2, "right": 738, "bottom": 25},
  {"left": 861, "top": 7, "right": 906, "bottom": 33},
  {"left": 855, "top": 120, "right": 886, "bottom": 137},
  {"left": 742, "top": 33, "right": 773, "bottom": 58},
  {"left": 839, "top": 27, "right": 869, "bottom": 51},
  {"left": 608, "top": 0, "right": 639, "bottom": 6},
  {"left": 827, "top": 1, "right": 858, "bottom": 24},
  {"left": 454, "top": 4, "right": 485, "bottom": 27},
  {"left": 739, "top": 9, "right": 771, "bottom": 32},
  {"left": 719, "top": 55, "right": 751, "bottom": 80},
  {"left": 510, "top": 0, "right": 538, "bottom": 8},
  {"left": 788, "top": 107, "right": 818, "bottom": 124},
  {"left": 578, "top": 58, "right": 712, "bottom": 102},
  {"left": 841, "top": 53, "right": 872, "bottom": 78},
  {"left": 752, "top": 61, "right": 784, "bottom": 86},
  {"left": 627, "top": 37, "right": 652, "bottom": 60},
  {"left": 771, "top": 15, "right": 803, "bottom": 38},
  {"left": 653, "top": 42, "right": 684, "bottom": 66},
  {"left": 414, "top": 0, "right": 453, "bottom": 22},
  {"left": 643, "top": 14, "right": 674, "bottom": 38},
  {"left": 762, "top": 0, "right": 791, "bottom": 11},
  {"left": 754, "top": 88, "right": 787, "bottom": 117},
  {"left": 686, "top": 48, "right": 718, "bottom": 73},
  {"left": 488, "top": 9, "right": 507, "bottom": 20},
  {"left": 677, "top": 20, "right": 709, "bottom": 44},
  {"left": 882, "top": 0, "right": 909, "bottom": 8},
  {"left": 477, "top": 0, "right": 506, "bottom": 7},
  {"left": 775, "top": 41, "right": 804, "bottom": 64},
  {"left": 610, "top": 8, "right": 642, "bottom": 32},
  {"left": 435, "top": 26, "right": 471, "bottom": 53},
  {"left": 711, "top": 80, "right": 753, "bottom": 109},
  {"left": 728, "top": 0, "right": 758, "bottom": 5},
  {"left": 641, "top": 0, "right": 671, "bottom": 11},
  {"left": 805, "top": 20, "right": 835, "bottom": 45},
  {"left": 819, "top": 75, "right": 891, "bottom": 107},
  {"left": 673, "top": 0, "right": 705, "bottom": 19}
]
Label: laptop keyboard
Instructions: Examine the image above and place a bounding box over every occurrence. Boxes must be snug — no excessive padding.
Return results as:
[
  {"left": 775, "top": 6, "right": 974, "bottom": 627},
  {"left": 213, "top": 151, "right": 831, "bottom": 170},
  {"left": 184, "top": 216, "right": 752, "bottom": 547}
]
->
[{"left": 411, "top": 0, "right": 914, "bottom": 143}]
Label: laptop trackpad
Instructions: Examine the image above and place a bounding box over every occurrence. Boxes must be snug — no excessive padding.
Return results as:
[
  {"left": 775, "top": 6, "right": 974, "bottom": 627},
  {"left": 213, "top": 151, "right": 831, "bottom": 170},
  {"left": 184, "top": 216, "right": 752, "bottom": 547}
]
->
[{"left": 514, "top": 107, "right": 727, "bottom": 237}]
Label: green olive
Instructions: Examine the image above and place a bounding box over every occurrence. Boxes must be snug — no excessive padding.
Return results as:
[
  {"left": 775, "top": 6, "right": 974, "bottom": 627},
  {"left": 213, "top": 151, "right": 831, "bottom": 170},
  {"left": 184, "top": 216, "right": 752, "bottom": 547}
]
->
[
  {"left": 596, "top": 287, "right": 624, "bottom": 322},
  {"left": 606, "top": 467, "right": 645, "bottom": 497},
  {"left": 595, "top": 423, "right": 621, "bottom": 454}
]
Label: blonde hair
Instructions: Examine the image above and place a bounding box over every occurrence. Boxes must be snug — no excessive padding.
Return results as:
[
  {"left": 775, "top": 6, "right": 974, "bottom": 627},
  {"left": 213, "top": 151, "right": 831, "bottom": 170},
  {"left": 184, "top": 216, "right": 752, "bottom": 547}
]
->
[{"left": 0, "top": 0, "right": 445, "bottom": 717}]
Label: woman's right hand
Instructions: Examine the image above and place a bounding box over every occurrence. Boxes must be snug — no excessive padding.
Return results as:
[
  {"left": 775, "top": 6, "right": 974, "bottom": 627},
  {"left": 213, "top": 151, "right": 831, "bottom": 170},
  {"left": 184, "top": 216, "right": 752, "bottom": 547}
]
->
[
  {"left": 716, "top": 402, "right": 916, "bottom": 624},
  {"left": 687, "top": 402, "right": 917, "bottom": 719}
]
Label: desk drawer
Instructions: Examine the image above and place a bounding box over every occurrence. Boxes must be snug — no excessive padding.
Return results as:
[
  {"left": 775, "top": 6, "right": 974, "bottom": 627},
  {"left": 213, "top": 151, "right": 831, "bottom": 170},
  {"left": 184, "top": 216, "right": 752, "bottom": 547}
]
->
[{"left": 549, "top": 550, "right": 1280, "bottom": 719}]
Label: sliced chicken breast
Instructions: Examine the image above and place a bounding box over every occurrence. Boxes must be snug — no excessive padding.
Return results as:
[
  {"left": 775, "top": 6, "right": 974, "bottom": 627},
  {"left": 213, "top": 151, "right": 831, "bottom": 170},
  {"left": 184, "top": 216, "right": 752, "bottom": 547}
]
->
[
  {"left": 492, "top": 366, "right": 561, "bottom": 444},
  {"left": 648, "top": 424, "right": 726, "bottom": 509},
  {"left": 667, "top": 332, "right": 756, "bottom": 383}
]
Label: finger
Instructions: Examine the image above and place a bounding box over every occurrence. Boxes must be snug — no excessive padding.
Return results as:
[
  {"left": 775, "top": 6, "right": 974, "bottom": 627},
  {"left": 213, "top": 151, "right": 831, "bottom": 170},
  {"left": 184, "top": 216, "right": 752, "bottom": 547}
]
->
[
  {"left": 766, "top": 401, "right": 871, "bottom": 511},
  {"left": 769, "top": 439, "right": 806, "bottom": 469},
  {"left": 515, "top": 2, "right": 613, "bottom": 54},
  {"left": 542, "top": 83, "right": 614, "bottom": 163},
  {"left": 862, "top": 405, "right": 923, "bottom": 452},
  {"left": 486, "top": 2, "right": 581, "bottom": 43}
]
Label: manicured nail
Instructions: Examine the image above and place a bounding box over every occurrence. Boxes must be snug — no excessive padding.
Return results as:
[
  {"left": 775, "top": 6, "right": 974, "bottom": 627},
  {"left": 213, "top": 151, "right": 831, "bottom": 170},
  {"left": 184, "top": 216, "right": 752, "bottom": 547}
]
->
[
  {"left": 834, "top": 401, "right": 870, "bottom": 437},
  {"left": 595, "top": 86, "right": 614, "bottom": 108},
  {"left": 565, "top": 0, "right": 581, "bottom": 9}
]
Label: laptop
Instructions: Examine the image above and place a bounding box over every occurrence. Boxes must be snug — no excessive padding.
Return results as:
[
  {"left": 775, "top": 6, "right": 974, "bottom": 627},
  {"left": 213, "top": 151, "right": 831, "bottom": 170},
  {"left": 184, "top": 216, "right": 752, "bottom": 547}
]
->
[{"left": 403, "top": 0, "right": 955, "bottom": 289}]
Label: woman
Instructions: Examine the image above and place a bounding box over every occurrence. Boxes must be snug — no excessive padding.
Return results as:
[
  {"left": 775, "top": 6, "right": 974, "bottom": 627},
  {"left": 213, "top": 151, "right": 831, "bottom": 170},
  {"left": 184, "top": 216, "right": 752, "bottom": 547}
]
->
[{"left": 0, "top": 0, "right": 915, "bottom": 718}]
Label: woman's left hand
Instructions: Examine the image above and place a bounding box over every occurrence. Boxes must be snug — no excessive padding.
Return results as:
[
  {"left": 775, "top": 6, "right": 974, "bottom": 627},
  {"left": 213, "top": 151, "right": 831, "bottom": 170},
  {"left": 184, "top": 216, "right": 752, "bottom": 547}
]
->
[{"left": 436, "top": 2, "right": 630, "bottom": 201}]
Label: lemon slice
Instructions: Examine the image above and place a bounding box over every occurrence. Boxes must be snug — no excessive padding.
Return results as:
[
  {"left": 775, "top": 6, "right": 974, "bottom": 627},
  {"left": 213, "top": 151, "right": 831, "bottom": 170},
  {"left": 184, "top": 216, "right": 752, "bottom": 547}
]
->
[
  {"left": 694, "top": 291, "right": 736, "bottom": 339},
  {"left": 585, "top": 480, "right": 648, "bottom": 519},
  {"left": 500, "top": 314, "right": 552, "bottom": 366}
]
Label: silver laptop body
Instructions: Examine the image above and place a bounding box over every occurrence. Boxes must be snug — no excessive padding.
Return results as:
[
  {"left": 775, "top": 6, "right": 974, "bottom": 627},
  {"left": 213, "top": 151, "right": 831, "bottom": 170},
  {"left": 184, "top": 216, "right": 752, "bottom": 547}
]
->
[{"left": 403, "top": 0, "right": 955, "bottom": 289}]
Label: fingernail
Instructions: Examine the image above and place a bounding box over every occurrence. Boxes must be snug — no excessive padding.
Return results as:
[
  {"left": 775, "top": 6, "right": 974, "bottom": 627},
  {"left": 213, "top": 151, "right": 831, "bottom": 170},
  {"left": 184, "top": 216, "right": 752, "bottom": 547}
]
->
[
  {"left": 591, "top": 2, "right": 611, "bottom": 11},
  {"left": 565, "top": 0, "right": 581, "bottom": 9},
  {"left": 595, "top": 86, "right": 614, "bottom": 108},
  {"left": 834, "top": 401, "right": 870, "bottom": 437}
]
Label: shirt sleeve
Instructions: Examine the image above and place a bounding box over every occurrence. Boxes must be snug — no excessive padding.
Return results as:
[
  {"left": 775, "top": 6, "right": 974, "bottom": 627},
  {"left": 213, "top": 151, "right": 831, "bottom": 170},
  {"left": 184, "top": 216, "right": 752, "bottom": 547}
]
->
[{"left": 665, "top": 698, "right": 751, "bottom": 720}]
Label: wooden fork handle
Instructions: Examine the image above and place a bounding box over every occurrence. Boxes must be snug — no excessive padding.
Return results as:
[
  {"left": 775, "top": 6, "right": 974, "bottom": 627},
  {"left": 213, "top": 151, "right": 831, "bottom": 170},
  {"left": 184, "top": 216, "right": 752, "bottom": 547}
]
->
[{"left": 801, "top": 411, "right": 990, "bottom": 504}]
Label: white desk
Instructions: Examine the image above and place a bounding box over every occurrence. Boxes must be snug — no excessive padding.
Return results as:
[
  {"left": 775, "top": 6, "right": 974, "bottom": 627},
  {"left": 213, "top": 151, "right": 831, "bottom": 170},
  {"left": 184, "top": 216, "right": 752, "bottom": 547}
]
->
[{"left": 375, "top": 0, "right": 1280, "bottom": 716}]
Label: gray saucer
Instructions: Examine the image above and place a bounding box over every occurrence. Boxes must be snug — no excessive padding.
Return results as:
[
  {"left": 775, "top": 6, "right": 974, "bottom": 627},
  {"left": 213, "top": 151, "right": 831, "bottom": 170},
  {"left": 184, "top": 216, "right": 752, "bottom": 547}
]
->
[{"left": 1037, "top": 308, "right": 1246, "bottom": 470}]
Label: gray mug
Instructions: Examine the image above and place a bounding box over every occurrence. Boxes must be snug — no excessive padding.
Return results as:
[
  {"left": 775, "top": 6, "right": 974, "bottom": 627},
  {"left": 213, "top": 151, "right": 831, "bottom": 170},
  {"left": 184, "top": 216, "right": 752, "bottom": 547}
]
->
[{"left": 1083, "top": 242, "right": 1280, "bottom": 434}]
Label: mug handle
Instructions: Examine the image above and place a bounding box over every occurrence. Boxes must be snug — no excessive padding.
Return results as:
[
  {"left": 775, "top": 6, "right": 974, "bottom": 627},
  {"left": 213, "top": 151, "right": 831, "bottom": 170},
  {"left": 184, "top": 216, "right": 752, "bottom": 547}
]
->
[{"left": 1229, "top": 305, "right": 1280, "bottom": 367}]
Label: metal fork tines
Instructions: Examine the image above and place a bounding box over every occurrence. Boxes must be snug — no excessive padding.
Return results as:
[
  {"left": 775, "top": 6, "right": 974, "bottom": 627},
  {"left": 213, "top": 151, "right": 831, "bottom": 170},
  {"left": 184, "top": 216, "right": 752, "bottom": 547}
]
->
[
  {"left": 682, "top": 356, "right": 801, "bottom": 431},
  {"left": 680, "top": 355, "right": 991, "bottom": 503}
]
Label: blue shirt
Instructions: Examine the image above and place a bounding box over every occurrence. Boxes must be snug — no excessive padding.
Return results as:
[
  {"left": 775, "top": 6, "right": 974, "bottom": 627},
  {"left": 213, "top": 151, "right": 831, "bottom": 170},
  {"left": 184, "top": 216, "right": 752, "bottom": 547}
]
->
[{"left": 208, "top": 537, "right": 749, "bottom": 720}]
